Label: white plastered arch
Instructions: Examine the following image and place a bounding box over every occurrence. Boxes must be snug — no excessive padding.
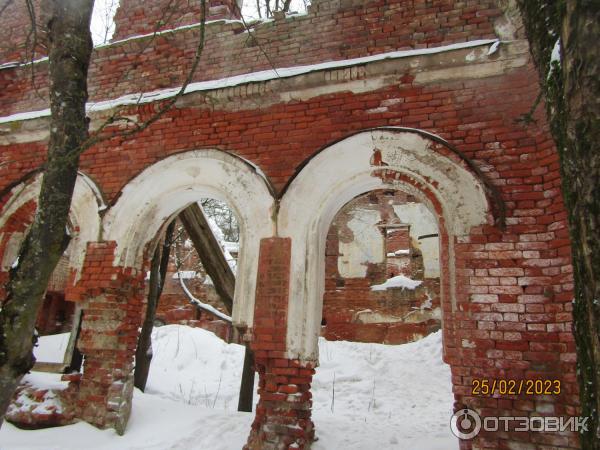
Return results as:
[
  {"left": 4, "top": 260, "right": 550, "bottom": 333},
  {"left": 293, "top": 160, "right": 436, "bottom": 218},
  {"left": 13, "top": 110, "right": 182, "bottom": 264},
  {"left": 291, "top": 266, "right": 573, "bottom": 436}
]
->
[
  {"left": 0, "top": 172, "right": 103, "bottom": 280},
  {"left": 102, "top": 149, "right": 276, "bottom": 328},
  {"left": 278, "top": 129, "right": 491, "bottom": 360}
]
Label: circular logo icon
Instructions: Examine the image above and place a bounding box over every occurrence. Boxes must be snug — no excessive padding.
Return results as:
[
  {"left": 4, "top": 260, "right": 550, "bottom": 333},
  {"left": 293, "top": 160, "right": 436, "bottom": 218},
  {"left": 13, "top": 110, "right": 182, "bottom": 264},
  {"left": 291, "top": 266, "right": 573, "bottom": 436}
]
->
[{"left": 450, "top": 408, "right": 482, "bottom": 440}]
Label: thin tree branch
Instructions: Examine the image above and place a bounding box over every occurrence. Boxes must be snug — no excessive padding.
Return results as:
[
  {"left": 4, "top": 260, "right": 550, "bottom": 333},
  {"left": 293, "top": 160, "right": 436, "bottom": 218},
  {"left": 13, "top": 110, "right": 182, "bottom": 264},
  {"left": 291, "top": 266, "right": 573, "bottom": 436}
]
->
[{"left": 76, "top": 0, "right": 208, "bottom": 154}]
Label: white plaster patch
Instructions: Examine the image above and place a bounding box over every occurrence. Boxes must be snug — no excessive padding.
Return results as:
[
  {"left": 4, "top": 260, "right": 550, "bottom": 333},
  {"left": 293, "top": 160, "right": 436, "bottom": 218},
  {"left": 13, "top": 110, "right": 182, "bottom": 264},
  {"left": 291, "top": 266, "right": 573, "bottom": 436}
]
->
[
  {"left": 0, "top": 232, "right": 24, "bottom": 271},
  {"left": 338, "top": 209, "right": 384, "bottom": 278},
  {"left": 392, "top": 203, "right": 439, "bottom": 278}
]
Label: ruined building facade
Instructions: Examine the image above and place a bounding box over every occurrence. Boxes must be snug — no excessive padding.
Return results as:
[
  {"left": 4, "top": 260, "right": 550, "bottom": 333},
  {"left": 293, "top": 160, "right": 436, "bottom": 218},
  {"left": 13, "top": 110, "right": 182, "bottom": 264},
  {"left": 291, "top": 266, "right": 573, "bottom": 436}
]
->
[{"left": 0, "top": 0, "right": 579, "bottom": 449}]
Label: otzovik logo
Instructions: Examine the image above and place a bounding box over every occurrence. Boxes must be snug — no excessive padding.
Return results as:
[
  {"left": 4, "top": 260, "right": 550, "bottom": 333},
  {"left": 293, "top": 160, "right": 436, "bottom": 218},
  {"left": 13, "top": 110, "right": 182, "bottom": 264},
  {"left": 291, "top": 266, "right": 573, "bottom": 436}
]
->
[
  {"left": 450, "top": 408, "right": 590, "bottom": 440},
  {"left": 450, "top": 409, "right": 481, "bottom": 439}
]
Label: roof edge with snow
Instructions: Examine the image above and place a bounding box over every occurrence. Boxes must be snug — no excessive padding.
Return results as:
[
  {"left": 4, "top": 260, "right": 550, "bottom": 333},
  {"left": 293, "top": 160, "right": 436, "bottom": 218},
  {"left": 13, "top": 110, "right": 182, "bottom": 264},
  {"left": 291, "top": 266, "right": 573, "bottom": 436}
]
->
[{"left": 0, "top": 39, "right": 498, "bottom": 125}]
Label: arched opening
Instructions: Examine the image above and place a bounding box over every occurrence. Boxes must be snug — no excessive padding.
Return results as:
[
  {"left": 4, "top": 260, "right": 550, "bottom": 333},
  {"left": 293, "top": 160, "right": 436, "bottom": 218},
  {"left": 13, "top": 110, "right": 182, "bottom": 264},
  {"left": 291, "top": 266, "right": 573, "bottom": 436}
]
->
[
  {"left": 72, "top": 149, "right": 276, "bottom": 432},
  {"left": 141, "top": 197, "right": 249, "bottom": 409},
  {"left": 311, "top": 186, "right": 457, "bottom": 448},
  {"left": 278, "top": 128, "right": 494, "bottom": 447},
  {"left": 0, "top": 172, "right": 102, "bottom": 371},
  {"left": 154, "top": 198, "right": 239, "bottom": 339},
  {"left": 103, "top": 149, "right": 275, "bottom": 328}
]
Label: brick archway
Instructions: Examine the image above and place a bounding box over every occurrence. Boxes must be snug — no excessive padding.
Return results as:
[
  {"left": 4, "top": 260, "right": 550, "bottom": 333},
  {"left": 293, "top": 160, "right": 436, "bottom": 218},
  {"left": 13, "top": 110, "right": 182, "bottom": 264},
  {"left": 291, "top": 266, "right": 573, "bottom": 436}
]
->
[
  {"left": 243, "top": 128, "right": 494, "bottom": 449},
  {"left": 103, "top": 149, "right": 276, "bottom": 328},
  {"left": 279, "top": 128, "right": 493, "bottom": 362},
  {"left": 0, "top": 172, "right": 103, "bottom": 290},
  {"left": 69, "top": 149, "right": 275, "bottom": 433}
]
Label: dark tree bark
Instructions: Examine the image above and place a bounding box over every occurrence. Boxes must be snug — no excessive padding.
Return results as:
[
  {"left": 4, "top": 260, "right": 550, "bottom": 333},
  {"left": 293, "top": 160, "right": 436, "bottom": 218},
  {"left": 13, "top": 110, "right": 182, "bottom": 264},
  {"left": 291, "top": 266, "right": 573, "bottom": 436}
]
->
[
  {"left": 517, "top": 1, "right": 600, "bottom": 446},
  {"left": 0, "top": 0, "right": 94, "bottom": 426},
  {"left": 179, "top": 203, "right": 255, "bottom": 412},
  {"left": 134, "top": 221, "right": 174, "bottom": 392}
]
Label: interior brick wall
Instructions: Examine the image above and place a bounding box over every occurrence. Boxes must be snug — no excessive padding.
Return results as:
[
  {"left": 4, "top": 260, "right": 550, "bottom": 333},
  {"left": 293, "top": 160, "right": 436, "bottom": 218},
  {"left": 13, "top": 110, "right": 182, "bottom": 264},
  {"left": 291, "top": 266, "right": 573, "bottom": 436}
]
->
[{"left": 322, "top": 190, "right": 441, "bottom": 345}]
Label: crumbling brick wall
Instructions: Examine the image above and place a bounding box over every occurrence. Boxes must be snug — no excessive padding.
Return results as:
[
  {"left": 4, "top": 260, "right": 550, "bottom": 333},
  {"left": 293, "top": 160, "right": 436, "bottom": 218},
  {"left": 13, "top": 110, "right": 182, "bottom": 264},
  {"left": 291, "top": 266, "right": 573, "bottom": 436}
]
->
[
  {"left": 323, "top": 190, "right": 441, "bottom": 344},
  {"left": 0, "top": 1, "right": 579, "bottom": 448}
]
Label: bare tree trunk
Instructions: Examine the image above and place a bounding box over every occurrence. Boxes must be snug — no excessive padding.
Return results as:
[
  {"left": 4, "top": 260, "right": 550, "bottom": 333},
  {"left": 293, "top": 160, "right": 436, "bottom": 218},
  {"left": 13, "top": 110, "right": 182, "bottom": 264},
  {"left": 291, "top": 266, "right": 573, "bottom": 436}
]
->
[
  {"left": 134, "top": 222, "right": 174, "bottom": 392},
  {"left": 517, "top": 1, "right": 600, "bottom": 445},
  {"left": 256, "top": 0, "right": 262, "bottom": 18},
  {"left": 179, "top": 203, "right": 255, "bottom": 412},
  {"left": 0, "top": 0, "right": 94, "bottom": 426}
]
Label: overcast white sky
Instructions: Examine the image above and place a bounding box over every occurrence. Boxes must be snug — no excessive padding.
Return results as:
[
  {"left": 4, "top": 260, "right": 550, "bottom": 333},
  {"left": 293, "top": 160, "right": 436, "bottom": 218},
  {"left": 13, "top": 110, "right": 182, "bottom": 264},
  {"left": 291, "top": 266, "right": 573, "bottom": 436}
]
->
[{"left": 91, "top": 0, "right": 309, "bottom": 45}]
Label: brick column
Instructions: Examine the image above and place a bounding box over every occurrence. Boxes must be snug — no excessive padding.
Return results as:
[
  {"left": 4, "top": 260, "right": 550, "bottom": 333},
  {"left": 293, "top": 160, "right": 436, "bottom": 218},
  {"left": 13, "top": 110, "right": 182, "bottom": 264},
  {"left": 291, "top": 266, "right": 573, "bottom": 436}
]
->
[
  {"left": 65, "top": 242, "right": 145, "bottom": 435},
  {"left": 245, "top": 238, "right": 315, "bottom": 450}
]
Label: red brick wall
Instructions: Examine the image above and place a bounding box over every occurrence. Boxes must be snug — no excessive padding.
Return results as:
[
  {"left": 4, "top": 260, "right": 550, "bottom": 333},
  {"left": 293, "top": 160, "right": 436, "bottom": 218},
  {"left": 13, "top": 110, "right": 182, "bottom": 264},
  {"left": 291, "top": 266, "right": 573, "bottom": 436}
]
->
[
  {"left": 1, "top": 0, "right": 505, "bottom": 115},
  {"left": 0, "top": 77, "right": 579, "bottom": 448},
  {"left": 1, "top": 64, "right": 549, "bottom": 199},
  {"left": 0, "top": 199, "right": 37, "bottom": 299},
  {"left": 154, "top": 274, "right": 234, "bottom": 341},
  {"left": 111, "top": 0, "right": 241, "bottom": 42},
  {"left": 0, "top": 0, "right": 45, "bottom": 63}
]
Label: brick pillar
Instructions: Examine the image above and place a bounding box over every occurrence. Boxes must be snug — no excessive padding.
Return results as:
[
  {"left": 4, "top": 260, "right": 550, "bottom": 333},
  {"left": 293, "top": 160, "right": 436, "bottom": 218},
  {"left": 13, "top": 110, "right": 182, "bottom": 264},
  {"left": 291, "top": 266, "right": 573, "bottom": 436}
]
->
[
  {"left": 245, "top": 238, "right": 315, "bottom": 450},
  {"left": 65, "top": 242, "right": 145, "bottom": 435}
]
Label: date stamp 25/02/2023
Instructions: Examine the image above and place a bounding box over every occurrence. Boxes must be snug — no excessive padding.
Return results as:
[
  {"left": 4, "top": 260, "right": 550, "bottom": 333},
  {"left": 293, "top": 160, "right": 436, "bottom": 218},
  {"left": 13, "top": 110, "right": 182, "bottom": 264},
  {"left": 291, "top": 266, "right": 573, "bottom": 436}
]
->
[{"left": 471, "top": 379, "right": 561, "bottom": 396}]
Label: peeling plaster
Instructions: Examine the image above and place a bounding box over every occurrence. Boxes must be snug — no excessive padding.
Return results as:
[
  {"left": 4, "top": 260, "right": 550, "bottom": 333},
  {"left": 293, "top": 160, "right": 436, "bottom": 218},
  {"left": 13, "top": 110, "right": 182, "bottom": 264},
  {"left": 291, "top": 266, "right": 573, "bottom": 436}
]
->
[
  {"left": 392, "top": 203, "right": 439, "bottom": 278},
  {"left": 338, "top": 209, "right": 384, "bottom": 278}
]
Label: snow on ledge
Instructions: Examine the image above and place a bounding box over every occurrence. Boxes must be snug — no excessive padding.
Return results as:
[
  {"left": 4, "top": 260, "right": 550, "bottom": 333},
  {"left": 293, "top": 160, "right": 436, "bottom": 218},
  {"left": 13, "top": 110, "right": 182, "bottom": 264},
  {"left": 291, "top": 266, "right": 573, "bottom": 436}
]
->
[
  {"left": 371, "top": 275, "right": 423, "bottom": 291},
  {"left": 95, "top": 19, "right": 245, "bottom": 49},
  {"left": 0, "top": 39, "right": 498, "bottom": 125}
]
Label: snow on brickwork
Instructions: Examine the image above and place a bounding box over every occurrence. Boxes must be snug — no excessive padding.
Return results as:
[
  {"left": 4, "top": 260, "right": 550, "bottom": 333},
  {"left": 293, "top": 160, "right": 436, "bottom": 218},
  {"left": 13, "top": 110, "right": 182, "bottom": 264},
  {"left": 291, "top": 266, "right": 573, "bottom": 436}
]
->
[
  {"left": 112, "top": 0, "right": 241, "bottom": 41},
  {"left": 0, "top": 39, "right": 497, "bottom": 124},
  {"left": 1, "top": 0, "right": 505, "bottom": 115}
]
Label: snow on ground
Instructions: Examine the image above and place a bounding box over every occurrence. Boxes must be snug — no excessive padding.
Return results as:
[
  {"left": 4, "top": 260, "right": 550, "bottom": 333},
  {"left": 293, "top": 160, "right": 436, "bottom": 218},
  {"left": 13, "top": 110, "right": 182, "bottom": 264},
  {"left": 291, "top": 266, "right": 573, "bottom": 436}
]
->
[
  {"left": 145, "top": 325, "right": 246, "bottom": 410},
  {"left": 1, "top": 325, "right": 457, "bottom": 450},
  {"left": 32, "top": 332, "right": 70, "bottom": 363}
]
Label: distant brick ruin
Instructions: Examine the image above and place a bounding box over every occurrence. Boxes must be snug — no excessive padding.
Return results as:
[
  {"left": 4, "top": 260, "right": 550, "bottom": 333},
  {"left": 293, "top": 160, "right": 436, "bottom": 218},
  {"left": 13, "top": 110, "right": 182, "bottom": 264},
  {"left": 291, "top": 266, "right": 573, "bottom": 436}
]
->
[
  {"left": 323, "top": 189, "right": 442, "bottom": 344},
  {"left": 0, "top": 0, "right": 580, "bottom": 449}
]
